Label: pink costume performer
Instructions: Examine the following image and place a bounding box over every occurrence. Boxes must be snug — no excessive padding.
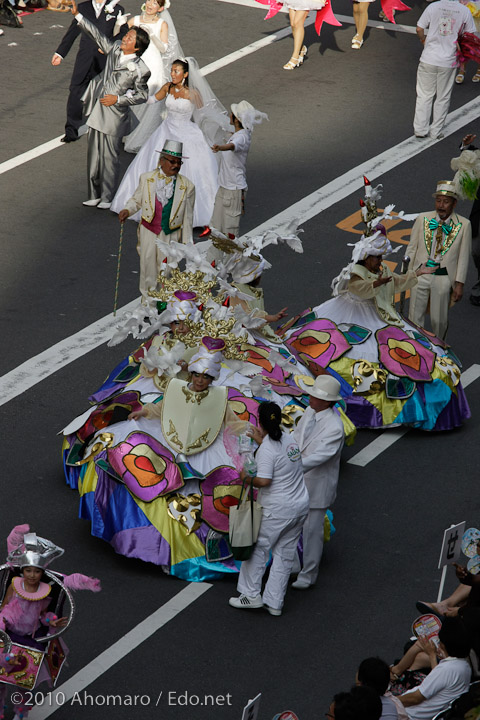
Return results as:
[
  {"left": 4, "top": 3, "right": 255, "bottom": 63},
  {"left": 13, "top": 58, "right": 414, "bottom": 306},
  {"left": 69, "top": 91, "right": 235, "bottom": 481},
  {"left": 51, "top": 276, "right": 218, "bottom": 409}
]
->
[{"left": 0, "top": 525, "right": 100, "bottom": 720}]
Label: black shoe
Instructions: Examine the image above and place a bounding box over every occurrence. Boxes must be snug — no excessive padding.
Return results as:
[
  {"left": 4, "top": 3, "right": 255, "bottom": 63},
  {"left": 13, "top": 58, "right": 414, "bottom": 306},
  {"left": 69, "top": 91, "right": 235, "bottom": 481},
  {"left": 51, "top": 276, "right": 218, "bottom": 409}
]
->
[
  {"left": 61, "top": 134, "right": 78, "bottom": 143},
  {"left": 470, "top": 295, "right": 480, "bottom": 306}
]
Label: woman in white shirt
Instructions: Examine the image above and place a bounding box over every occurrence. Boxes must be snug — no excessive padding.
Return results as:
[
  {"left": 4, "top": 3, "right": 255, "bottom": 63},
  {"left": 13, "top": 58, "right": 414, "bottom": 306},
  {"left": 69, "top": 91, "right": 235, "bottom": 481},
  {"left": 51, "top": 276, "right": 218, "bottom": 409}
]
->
[{"left": 229, "top": 402, "right": 309, "bottom": 616}]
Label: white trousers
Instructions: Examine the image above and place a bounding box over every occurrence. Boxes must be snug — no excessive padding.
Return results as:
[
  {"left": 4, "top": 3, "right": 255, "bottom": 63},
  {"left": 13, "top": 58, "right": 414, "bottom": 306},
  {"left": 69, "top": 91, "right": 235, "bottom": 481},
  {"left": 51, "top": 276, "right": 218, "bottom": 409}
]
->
[
  {"left": 210, "top": 187, "right": 244, "bottom": 238},
  {"left": 237, "top": 513, "right": 307, "bottom": 611},
  {"left": 136, "top": 225, "right": 181, "bottom": 304},
  {"left": 409, "top": 273, "right": 452, "bottom": 340},
  {"left": 296, "top": 507, "right": 327, "bottom": 586},
  {"left": 413, "top": 62, "right": 456, "bottom": 137}
]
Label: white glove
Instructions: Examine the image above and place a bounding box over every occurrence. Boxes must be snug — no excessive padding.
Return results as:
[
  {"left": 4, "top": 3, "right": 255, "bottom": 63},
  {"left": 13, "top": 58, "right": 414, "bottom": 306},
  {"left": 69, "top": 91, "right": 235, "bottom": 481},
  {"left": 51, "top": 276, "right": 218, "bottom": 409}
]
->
[
  {"left": 113, "top": 11, "right": 130, "bottom": 35},
  {"left": 146, "top": 95, "right": 158, "bottom": 105}
]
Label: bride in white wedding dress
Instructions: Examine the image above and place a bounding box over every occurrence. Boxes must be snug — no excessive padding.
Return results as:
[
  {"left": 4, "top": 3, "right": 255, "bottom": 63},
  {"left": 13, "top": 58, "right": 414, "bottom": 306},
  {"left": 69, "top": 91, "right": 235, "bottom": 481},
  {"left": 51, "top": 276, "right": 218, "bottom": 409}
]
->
[{"left": 112, "top": 57, "right": 232, "bottom": 227}]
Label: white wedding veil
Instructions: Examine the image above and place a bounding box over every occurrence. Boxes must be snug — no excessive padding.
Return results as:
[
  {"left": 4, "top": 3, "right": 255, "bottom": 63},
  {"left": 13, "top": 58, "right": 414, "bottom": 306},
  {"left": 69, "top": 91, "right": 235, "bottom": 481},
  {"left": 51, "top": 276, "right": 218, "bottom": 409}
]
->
[{"left": 185, "top": 57, "right": 233, "bottom": 146}]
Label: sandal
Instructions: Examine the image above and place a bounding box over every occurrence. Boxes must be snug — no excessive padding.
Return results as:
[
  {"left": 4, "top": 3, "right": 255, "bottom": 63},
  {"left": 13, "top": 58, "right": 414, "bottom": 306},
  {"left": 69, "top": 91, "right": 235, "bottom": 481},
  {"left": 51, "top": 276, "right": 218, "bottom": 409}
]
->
[
  {"left": 472, "top": 70, "right": 480, "bottom": 82},
  {"left": 283, "top": 56, "right": 300, "bottom": 70},
  {"left": 300, "top": 45, "right": 308, "bottom": 58},
  {"left": 455, "top": 71, "right": 465, "bottom": 84},
  {"left": 352, "top": 35, "right": 364, "bottom": 49}
]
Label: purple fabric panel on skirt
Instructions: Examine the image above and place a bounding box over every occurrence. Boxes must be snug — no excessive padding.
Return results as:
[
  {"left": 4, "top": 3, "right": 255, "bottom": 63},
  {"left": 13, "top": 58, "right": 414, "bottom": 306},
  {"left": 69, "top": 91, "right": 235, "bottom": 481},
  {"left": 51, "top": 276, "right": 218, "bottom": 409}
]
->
[
  {"left": 433, "top": 383, "right": 471, "bottom": 430},
  {"left": 89, "top": 385, "right": 126, "bottom": 404},
  {"left": 111, "top": 525, "right": 171, "bottom": 565},
  {"left": 93, "top": 460, "right": 119, "bottom": 517},
  {"left": 345, "top": 395, "right": 383, "bottom": 428},
  {"left": 193, "top": 524, "right": 238, "bottom": 570}
]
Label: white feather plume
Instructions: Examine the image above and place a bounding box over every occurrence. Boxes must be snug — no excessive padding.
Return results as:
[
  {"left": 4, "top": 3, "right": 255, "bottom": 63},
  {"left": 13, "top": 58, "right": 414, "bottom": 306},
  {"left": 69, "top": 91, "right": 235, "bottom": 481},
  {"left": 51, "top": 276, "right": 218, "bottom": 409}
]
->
[{"left": 139, "top": 341, "right": 186, "bottom": 377}]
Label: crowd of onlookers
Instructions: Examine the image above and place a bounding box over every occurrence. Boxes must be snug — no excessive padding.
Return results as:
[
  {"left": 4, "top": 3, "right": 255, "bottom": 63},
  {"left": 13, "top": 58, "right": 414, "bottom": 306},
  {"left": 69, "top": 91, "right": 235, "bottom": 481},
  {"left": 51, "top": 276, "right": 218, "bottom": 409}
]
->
[
  {"left": 0, "top": 0, "right": 65, "bottom": 32},
  {"left": 327, "top": 564, "right": 480, "bottom": 720}
]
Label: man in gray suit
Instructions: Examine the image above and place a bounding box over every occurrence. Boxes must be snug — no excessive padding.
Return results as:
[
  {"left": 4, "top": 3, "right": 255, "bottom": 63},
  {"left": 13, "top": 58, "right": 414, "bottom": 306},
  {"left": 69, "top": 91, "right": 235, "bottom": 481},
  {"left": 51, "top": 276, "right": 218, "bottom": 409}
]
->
[{"left": 69, "top": 0, "right": 150, "bottom": 209}]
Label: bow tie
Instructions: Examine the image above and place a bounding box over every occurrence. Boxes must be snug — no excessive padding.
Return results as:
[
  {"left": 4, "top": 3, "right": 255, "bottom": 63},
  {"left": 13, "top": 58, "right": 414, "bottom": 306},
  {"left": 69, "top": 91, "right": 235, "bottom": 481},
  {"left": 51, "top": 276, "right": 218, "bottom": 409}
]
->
[
  {"left": 157, "top": 173, "right": 174, "bottom": 184},
  {"left": 429, "top": 218, "right": 452, "bottom": 235}
]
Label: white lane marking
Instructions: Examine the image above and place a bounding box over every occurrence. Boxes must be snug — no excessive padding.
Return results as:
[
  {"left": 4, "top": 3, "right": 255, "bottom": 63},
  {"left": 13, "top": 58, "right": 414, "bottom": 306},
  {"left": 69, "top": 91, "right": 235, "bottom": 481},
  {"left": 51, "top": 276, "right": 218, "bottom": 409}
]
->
[
  {"left": 29, "top": 583, "right": 212, "bottom": 719},
  {"left": 0, "top": 299, "right": 139, "bottom": 408},
  {"left": 348, "top": 364, "right": 480, "bottom": 467},
  {"left": 336, "top": 14, "right": 416, "bottom": 33},
  {"left": 0, "top": 135, "right": 64, "bottom": 175},
  {"left": 1, "top": 98, "right": 479, "bottom": 404}
]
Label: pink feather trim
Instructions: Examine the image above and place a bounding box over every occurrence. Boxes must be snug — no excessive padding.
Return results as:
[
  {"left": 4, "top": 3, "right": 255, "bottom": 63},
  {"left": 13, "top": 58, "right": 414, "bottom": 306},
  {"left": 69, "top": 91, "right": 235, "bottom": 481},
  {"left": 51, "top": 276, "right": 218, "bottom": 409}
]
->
[
  {"left": 6, "top": 525, "right": 30, "bottom": 554},
  {"left": 62, "top": 574, "right": 101, "bottom": 592}
]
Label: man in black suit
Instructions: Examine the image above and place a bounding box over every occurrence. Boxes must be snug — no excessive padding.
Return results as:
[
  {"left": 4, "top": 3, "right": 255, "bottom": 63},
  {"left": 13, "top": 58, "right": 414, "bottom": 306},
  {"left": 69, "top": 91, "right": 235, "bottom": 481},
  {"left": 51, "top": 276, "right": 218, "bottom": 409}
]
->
[{"left": 51, "top": 0, "right": 125, "bottom": 143}]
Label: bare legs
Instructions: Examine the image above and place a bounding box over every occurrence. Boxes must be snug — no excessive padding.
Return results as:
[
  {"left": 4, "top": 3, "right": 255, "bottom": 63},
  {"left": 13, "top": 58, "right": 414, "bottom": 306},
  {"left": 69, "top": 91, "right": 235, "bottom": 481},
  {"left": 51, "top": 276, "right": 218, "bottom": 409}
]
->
[
  {"left": 352, "top": 1, "right": 369, "bottom": 48},
  {"left": 419, "top": 584, "right": 472, "bottom": 614},
  {"left": 391, "top": 641, "right": 431, "bottom": 678},
  {"left": 283, "top": 9, "right": 309, "bottom": 69}
]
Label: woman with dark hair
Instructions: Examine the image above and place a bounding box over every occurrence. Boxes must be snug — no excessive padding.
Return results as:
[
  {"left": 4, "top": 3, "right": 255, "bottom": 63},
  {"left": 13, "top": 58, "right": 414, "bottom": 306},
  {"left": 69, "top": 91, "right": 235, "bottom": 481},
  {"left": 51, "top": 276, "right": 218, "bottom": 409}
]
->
[
  {"left": 111, "top": 56, "right": 231, "bottom": 227},
  {"left": 229, "top": 401, "right": 309, "bottom": 617}
]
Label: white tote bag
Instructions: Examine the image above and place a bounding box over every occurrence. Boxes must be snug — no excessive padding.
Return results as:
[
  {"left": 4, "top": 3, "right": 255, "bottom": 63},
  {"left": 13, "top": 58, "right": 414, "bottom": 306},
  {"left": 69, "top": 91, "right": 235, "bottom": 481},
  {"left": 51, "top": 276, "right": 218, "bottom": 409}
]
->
[{"left": 228, "top": 479, "right": 262, "bottom": 561}]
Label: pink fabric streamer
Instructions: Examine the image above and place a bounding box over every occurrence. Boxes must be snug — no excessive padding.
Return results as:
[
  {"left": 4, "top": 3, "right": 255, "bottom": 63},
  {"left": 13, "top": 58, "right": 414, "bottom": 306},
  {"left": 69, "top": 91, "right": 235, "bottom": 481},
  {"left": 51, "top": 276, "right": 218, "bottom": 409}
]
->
[
  {"left": 379, "top": 0, "right": 411, "bottom": 24},
  {"left": 314, "top": 1, "right": 341, "bottom": 33},
  {"left": 6, "top": 524, "right": 30, "bottom": 554},
  {"left": 62, "top": 574, "right": 101, "bottom": 592},
  {"left": 254, "top": 0, "right": 342, "bottom": 34}
]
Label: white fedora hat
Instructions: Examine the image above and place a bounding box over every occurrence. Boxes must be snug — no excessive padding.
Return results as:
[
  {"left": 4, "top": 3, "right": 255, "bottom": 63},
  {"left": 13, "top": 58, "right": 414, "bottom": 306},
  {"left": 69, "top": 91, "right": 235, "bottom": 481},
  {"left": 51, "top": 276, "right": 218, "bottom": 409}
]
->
[{"left": 295, "top": 374, "right": 342, "bottom": 402}]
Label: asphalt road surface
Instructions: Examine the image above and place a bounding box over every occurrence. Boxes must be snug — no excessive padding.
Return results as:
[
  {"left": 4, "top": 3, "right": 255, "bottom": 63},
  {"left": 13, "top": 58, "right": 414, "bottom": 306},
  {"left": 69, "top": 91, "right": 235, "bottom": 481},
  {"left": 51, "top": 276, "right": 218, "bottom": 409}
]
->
[{"left": 1, "top": 0, "right": 479, "bottom": 718}]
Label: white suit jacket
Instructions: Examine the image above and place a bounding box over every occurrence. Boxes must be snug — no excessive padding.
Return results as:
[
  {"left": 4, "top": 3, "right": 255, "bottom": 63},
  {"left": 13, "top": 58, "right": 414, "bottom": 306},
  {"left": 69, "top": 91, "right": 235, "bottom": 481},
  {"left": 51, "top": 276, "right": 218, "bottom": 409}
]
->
[
  {"left": 293, "top": 407, "right": 345, "bottom": 509},
  {"left": 407, "top": 211, "right": 472, "bottom": 288},
  {"left": 124, "top": 169, "right": 195, "bottom": 242}
]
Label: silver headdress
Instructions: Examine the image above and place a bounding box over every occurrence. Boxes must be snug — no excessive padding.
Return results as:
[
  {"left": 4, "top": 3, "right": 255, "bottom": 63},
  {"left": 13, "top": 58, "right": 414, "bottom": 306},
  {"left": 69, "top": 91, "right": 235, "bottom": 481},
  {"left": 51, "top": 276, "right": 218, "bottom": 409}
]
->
[{"left": 7, "top": 530, "right": 64, "bottom": 570}]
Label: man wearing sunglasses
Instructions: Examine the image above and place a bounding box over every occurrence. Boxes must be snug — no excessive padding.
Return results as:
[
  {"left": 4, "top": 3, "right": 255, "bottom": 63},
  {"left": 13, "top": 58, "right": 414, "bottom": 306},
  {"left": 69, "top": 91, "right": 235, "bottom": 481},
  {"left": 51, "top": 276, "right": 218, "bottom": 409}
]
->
[{"left": 118, "top": 139, "right": 195, "bottom": 304}]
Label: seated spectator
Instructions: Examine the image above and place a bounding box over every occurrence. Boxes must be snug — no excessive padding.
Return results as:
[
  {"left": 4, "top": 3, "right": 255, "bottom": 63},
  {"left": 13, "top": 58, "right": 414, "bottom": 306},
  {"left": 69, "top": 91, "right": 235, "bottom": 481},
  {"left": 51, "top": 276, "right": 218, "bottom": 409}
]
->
[
  {"left": 328, "top": 685, "right": 382, "bottom": 720},
  {"left": 398, "top": 617, "right": 472, "bottom": 719},
  {"left": 356, "top": 656, "right": 407, "bottom": 719}
]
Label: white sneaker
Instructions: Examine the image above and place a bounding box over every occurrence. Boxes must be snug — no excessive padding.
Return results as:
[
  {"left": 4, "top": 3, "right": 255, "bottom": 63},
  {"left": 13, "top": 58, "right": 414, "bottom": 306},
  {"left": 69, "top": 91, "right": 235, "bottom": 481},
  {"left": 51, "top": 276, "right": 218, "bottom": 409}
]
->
[
  {"left": 265, "top": 605, "right": 282, "bottom": 616},
  {"left": 97, "top": 201, "right": 112, "bottom": 209},
  {"left": 229, "top": 594, "right": 263, "bottom": 610},
  {"left": 83, "top": 198, "right": 101, "bottom": 207}
]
